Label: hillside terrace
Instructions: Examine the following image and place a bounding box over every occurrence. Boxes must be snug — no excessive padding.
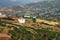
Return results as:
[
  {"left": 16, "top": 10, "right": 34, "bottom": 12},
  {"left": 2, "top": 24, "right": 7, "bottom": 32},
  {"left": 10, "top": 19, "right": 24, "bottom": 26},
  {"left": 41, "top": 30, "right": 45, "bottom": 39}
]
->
[{"left": 0, "top": 17, "right": 60, "bottom": 32}]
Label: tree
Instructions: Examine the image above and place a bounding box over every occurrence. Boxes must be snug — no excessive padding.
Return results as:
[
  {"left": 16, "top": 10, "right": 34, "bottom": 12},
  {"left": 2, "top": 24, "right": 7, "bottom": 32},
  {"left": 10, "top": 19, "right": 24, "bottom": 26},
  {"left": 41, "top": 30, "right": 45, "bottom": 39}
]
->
[{"left": 32, "top": 18, "right": 36, "bottom": 23}]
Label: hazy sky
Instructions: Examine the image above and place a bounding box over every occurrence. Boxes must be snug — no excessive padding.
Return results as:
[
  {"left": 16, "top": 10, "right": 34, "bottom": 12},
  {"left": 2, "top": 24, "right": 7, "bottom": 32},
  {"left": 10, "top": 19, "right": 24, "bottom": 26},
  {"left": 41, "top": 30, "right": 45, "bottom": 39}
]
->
[
  {"left": 10, "top": 0, "right": 54, "bottom": 3},
  {"left": 0, "top": 0, "right": 53, "bottom": 7},
  {"left": 11, "top": 0, "right": 47, "bottom": 2},
  {"left": 0, "top": 0, "right": 53, "bottom": 3}
]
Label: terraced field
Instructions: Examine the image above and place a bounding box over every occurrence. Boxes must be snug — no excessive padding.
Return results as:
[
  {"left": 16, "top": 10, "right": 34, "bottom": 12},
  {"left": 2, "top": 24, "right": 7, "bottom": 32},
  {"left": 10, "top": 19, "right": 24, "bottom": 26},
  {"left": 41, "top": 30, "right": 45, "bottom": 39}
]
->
[{"left": 0, "top": 18, "right": 60, "bottom": 40}]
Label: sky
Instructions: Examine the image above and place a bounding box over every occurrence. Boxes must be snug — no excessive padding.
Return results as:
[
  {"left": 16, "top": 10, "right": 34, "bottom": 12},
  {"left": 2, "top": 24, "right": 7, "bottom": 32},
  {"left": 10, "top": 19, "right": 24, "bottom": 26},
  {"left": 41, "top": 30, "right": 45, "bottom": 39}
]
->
[
  {"left": 0, "top": 0, "right": 53, "bottom": 7},
  {"left": 0, "top": 0, "right": 52, "bottom": 4},
  {"left": 11, "top": 0, "right": 47, "bottom": 3}
]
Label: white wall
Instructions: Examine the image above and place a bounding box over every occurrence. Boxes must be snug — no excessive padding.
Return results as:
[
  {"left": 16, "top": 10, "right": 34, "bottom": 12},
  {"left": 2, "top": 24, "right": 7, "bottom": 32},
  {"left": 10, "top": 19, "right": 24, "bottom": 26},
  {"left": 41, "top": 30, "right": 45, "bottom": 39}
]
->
[{"left": 18, "top": 18, "right": 25, "bottom": 23}]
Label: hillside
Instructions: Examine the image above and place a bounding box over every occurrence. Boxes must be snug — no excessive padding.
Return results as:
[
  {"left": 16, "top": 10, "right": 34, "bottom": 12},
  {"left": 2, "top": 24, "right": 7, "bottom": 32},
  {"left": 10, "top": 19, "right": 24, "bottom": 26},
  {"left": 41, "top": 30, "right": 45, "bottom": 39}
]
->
[
  {"left": 25, "top": 0, "right": 60, "bottom": 20},
  {"left": 0, "top": 17, "right": 60, "bottom": 40},
  {"left": 27, "top": 0, "right": 60, "bottom": 8},
  {"left": 0, "top": 0, "right": 60, "bottom": 20}
]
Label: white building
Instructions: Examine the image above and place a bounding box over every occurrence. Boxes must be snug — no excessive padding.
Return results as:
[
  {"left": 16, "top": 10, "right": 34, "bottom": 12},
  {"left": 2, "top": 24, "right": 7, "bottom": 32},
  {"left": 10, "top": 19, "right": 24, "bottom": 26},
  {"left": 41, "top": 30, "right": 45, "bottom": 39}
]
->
[
  {"left": 18, "top": 18, "right": 26, "bottom": 23},
  {"left": 0, "top": 13, "right": 7, "bottom": 17},
  {"left": 24, "top": 15, "right": 30, "bottom": 18},
  {"left": 0, "top": 13, "right": 2, "bottom": 15}
]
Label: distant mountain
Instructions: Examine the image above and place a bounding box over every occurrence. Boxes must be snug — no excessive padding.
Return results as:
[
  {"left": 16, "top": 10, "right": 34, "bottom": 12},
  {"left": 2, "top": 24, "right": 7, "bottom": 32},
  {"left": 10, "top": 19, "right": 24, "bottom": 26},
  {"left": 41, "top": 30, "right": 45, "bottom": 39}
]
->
[
  {"left": 26, "top": 0, "right": 60, "bottom": 20},
  {"left": 0, "top": 0, "right": 60, "bottom": 20},
  {"left": 27, "top": 0, "right": 60, "bottom": 8}
]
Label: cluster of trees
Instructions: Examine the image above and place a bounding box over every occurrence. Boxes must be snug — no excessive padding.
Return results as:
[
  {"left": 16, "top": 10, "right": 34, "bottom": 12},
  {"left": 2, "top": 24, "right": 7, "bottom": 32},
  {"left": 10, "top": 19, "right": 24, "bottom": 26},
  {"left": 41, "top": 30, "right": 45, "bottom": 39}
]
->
[{"left": 2, "top": 17, "right": 14, "bottom": 21}]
